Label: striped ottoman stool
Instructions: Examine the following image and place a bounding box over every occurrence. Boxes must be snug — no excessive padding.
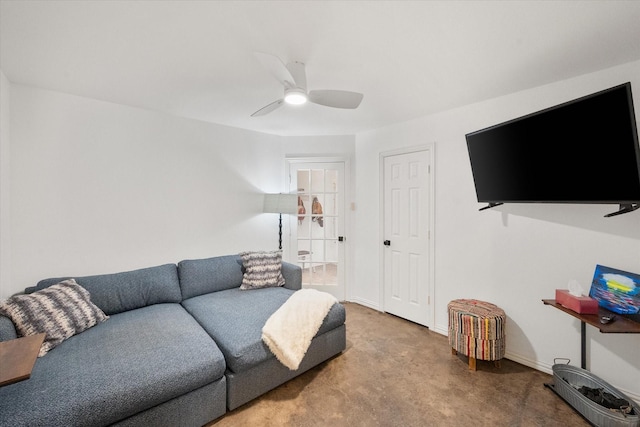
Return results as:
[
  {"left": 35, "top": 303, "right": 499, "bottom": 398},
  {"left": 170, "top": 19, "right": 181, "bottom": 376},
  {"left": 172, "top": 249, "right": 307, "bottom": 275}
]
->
[{"left": 448, "top": 299, "right": 506, "bottom": 371}]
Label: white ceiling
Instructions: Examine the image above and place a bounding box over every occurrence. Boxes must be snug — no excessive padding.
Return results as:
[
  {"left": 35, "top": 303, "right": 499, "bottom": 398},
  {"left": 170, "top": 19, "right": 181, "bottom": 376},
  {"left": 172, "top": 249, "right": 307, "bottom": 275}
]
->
[{"left": 3, "top": 1, "right": 640, "bottom": 136}]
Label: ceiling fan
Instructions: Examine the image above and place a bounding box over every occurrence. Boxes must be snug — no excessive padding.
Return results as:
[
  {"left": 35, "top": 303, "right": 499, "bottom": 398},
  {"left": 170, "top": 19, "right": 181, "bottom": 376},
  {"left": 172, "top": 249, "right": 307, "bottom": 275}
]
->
[{"left": 251, "top": 52, "right": 364, "bottom": 117}]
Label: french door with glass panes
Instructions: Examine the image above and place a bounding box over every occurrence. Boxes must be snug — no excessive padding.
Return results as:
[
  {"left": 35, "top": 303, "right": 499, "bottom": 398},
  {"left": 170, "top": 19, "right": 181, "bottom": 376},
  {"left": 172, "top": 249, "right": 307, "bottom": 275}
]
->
[{"left": 288, "top": 161, "right": 345, "bottom": 301}]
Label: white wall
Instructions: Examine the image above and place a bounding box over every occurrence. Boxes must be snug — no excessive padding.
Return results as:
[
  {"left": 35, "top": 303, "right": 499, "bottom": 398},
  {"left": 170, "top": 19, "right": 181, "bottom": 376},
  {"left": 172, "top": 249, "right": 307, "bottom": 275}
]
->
[
  {"left": 0, "top": 71, "right": 10, "bottom": 299},
  {"left": 353, "top": 60, "right": 640, "bottom": 399},
  {"left": 4, "top": 84, "right": 287, "bottom": 298}
]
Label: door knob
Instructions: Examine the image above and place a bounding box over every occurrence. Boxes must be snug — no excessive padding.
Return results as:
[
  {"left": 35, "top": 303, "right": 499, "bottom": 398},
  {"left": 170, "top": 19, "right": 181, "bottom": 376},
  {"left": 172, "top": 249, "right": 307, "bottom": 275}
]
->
[{"left": 383, "top": 240, "right": 391, "bottom": 246}]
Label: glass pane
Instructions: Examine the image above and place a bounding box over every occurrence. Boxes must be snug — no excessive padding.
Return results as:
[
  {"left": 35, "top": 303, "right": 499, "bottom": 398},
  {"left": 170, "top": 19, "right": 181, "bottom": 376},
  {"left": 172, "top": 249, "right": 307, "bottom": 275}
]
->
[
  {"left": 324, "top": 262, "right": 338, "bottom": 286},
  {"left": 312, "top": 195, "right": 325, "bottom": 215},
  {"left": 297, "top": 212, "right": 310, "bottom": 237},
  {"left": 325, "top": 169, "right": 338, "bottom": 193},
  {"left": 311, "top": 218, "right": 324, "bottom": 238},
  {"left": 297, "top": 170, "right": 310, "bottom": 193},
  {"left": 297, "top": 240, "right": 312, "bottom": 282},
  {"left": 324, "top": 217, "right": 337, "bottom": 239},
  {"left": 296, "top": 195, "right": 309, "bottom": 232},
  {"left": 297, "top": 240, "right": 311, "bottom": 256},
  {"left": 310, "top": 194, "right": 325, "bottom": 238},
  {"left": 301, "top": 264, "right": 314, "bottom": 285},
  {"left": 324, "top": 193, "right": 337, "bottom": 216},
  {"left": 309, "top": 263, "right": 325, "bottom": 285},
  {"left": 310, "top": 169, "right": 324, "bottom": 193},
  {"left": 311, "top": 240, "right": 325, "bottom": 262}
]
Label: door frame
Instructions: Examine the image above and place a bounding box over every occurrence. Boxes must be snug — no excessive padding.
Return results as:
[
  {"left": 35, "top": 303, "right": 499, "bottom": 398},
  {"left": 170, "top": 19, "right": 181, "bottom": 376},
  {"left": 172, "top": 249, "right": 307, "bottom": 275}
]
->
[
  {"left": 379, "top": 144, "right": 436, "bottom": 328},
  {"left": 286, "top": 156, "right": 352, "bottom": 301}
]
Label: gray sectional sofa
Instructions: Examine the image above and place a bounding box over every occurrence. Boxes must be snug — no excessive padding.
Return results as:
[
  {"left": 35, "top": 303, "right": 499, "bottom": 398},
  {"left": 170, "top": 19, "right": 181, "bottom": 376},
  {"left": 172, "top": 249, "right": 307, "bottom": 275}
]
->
[{"left": 0, "top": 255, "right": 346, "bottom": 427}]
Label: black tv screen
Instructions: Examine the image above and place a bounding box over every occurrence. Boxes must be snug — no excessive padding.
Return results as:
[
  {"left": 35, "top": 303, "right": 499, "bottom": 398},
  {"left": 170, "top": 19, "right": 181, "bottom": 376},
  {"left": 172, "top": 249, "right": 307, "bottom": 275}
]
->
[{"left": 465, "top": 83, "right": 640, "bottom": 206}]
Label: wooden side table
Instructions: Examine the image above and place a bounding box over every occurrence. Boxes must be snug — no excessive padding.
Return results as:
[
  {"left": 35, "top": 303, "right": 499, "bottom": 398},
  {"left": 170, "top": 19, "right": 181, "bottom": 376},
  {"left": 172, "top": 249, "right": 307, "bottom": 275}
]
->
[
  {"left": 0, "top": 333, "right": 45, "bottom": 387},
  {"left": 542, "top": 299, "right": 640, "bottom": 369}
]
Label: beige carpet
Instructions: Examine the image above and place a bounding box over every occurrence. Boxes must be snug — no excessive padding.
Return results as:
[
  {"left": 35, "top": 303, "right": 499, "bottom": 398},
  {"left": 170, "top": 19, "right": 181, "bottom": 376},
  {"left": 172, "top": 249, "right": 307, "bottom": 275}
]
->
[{"left": 210, "top": 303, "right": 589, "bottom": 426}]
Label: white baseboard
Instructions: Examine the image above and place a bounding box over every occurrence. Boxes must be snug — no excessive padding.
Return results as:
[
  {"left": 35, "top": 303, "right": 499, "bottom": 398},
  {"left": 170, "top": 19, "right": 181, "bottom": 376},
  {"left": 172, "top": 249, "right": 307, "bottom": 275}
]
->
[
  {"left": 432, "top": 324, "right": 448, "bottom": 336},
  {"left": 348, "top": 297, "right": 381, "bottom": 311},
  {"left": 505, "top": 350, "right": 553, "bottom": 374}
]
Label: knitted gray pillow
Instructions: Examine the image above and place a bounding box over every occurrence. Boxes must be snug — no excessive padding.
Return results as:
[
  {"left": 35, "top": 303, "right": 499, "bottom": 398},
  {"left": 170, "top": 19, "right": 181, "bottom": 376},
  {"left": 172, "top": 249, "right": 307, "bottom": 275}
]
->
[
  {"left": 239, "top": 250, "right": 286, "bottom": 290},
  {"left": 0, "top": 279, "right": 109, "bottom": 356}
]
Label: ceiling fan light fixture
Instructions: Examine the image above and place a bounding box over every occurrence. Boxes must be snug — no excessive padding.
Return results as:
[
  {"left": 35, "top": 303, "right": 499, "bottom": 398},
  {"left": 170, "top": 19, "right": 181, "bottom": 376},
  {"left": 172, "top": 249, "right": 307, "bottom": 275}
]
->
[{"left": 284, "top": 88, "right": 307, "bottom": 105}]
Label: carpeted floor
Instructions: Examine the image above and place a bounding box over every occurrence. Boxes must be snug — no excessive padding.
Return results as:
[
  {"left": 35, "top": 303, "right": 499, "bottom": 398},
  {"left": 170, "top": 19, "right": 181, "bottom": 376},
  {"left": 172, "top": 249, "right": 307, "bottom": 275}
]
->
[{"left": 209, "top": 302, "right": 589, "bottom": 426}]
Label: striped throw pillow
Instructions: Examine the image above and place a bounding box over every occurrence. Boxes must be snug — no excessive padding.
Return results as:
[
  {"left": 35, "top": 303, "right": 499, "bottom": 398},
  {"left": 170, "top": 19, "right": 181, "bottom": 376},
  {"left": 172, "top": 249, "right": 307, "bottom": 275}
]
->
[
  {"left": 0, "top": 279, "right": 109, "bottom": 356},
  {"left": 239, "top": 250, "right": 286, "bottom": 290}
]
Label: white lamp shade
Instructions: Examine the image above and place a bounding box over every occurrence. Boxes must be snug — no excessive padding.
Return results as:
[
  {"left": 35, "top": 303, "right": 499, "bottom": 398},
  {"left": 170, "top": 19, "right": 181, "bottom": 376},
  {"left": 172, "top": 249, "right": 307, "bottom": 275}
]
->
[{"left": 263, "top": 193, "right": 298, "bottom": 214}]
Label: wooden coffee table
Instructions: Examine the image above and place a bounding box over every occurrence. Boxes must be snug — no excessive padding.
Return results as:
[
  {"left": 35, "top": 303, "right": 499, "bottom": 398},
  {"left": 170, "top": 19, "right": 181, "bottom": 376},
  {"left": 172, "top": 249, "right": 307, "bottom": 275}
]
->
[{"left": 0, "top": 333, "right": 45, "bottom": 387}]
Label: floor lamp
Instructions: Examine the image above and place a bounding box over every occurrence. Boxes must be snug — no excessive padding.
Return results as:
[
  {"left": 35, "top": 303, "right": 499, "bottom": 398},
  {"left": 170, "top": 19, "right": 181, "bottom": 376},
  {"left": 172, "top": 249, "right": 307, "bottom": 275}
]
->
[{"left": 263, "top": 193, "right": 298, "bottom": 250}]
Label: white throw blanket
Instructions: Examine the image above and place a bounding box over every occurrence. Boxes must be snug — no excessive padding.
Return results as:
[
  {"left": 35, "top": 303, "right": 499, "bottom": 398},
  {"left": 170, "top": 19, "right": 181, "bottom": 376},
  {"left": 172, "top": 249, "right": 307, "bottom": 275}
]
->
[{"left": 262, "top": 289, "right": 337, "bottom": 370}]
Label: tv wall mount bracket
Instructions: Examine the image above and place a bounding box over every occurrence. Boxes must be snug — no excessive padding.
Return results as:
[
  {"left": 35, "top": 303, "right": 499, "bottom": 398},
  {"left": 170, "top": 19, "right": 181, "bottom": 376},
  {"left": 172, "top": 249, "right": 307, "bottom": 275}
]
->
[
  {"left": 604, "top": 203, "right": 639, "bottom": 217},
  {"left": 479, "top": 202, "right": 504, "bottom": 211},
  {"left": 478, "top": 202, "right": 639, "bottom": 217}
]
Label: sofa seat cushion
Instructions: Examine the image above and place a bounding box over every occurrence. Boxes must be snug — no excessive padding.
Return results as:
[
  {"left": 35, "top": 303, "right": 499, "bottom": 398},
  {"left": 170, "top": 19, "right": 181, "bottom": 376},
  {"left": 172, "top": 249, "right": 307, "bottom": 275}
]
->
[
  {"left": 181, "top": 287, "right": 346, "bottom": 373},
  {"left": 0, "top": 303, "right": 225, "bottom": 427}
]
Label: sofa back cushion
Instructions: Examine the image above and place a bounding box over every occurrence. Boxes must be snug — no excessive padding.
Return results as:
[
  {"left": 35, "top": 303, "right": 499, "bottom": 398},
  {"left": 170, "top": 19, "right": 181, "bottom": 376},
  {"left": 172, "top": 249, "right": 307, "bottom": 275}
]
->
[
  {"left": 28, "top": 264, "right": 181, "bottom": 315},
  {"left": 179, "top": 255, "right": 303, "bottom": 300},
  {"left": 178, "top": 255, "right": 244, "bottom": 299},
  {"left": 0, "top": 314, "right": 18, "bottom": 342}
]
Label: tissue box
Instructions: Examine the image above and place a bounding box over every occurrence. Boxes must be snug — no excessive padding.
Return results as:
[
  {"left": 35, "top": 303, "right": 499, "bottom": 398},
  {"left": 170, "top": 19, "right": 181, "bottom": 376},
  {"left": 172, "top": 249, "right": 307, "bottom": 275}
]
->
[{"left": 555, "top": 289, "right": 599, "bottom": 314}]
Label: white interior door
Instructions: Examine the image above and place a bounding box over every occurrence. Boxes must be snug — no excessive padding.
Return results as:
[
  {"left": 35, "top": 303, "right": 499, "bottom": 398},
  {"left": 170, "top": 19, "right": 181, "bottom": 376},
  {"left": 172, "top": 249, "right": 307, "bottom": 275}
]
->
[
  {"left": 383, "top": 150, "right": 431, "bottom": 326},
  {"left": 288, "top": 161, "right": 346, "bottom": 301}
]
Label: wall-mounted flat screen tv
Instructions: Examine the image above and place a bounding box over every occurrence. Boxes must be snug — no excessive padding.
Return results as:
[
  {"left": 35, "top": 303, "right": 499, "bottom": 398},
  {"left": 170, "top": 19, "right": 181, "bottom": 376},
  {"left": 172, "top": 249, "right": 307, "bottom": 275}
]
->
[{"left": 465, "top": 83, "right": 640, "bottom": 216}]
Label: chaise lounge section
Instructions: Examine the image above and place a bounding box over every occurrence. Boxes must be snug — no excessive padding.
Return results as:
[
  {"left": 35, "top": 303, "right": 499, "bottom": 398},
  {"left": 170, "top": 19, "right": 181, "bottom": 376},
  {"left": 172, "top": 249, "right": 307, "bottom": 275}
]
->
[
  {"left": 0, "top": 254, "right": 346, "bottom": 426},
  {"left": 178, "top": 255, "right": 346, "bottom": 410}
]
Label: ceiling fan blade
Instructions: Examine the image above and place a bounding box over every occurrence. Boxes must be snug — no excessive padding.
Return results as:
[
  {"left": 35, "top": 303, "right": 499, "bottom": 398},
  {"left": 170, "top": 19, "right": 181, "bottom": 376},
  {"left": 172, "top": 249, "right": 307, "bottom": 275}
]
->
[
  {"left": 254, "top": 52, "right": 296, "bottom": 88},
  {"left": 286, "top": 61, "right": 307, "bottom": 91},
  {"left": 308, "top": 90, "right": 364, "bottom": 109},
  {"left": 251, "top": 99, "right": 284, "bottom": 117}
]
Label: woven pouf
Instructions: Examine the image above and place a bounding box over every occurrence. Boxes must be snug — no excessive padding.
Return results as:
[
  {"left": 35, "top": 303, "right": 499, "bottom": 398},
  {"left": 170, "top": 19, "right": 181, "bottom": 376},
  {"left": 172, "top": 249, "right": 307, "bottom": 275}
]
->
[{"left": 448, "top": 299, "right": 506, "bottom": 371}]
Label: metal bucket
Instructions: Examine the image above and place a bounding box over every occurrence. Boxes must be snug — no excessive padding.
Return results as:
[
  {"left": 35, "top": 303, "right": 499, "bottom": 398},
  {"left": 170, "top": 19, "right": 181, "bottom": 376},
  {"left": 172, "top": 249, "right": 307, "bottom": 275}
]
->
[{"left": 550, "top": 363, "right": 640, "bottom": 427}]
